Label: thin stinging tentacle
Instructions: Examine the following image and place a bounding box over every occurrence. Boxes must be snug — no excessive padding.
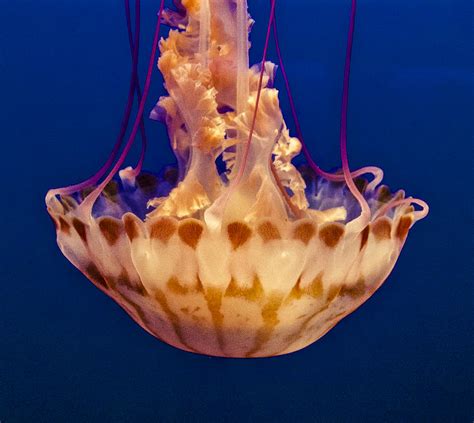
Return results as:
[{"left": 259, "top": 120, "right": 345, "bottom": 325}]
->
[
  {"left": 234, "top": 0, "right": 277, "bottom": 185},
  {"left": 80, "top": 0, "right": 166, "bottom": 214},
  {"left": 271, "top": 9, "right": 383, "bottom": 192},
  {"left": 47, "top": 0, "right": 147, "bottom": 200},
  {"left": 339, "top": 0, "right": 372, "bottom": 226}
]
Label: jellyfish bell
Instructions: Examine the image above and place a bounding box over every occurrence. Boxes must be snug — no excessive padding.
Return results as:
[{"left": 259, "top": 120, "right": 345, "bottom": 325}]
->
[{"left": 45, "top": 0, "right": 428, "bottom": 357}]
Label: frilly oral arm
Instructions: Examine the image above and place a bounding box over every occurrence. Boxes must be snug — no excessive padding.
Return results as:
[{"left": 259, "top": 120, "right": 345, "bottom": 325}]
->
[
  {"left": 150, "top": 0, "right": 311, "bottom": 223},
  {"left": 147, "top": 0, "right": 225, "bottom": 218}
]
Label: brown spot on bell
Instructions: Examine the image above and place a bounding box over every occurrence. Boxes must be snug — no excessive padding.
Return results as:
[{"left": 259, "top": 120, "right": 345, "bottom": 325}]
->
[
  {"left": 225, "top": 277, "right": 264, "bottom": 302},
  {"left": 227, "top": 221, "right": 252, "bottom": 250},
  {"left": 85, "top": 263, "right": 108, "bottom": 289},
  {"left": 258, "top": 221, "right": 281, "bottom": 242},
  {"left": 293, "top": 222, "right": 316, "bottom": 245},
  {"left": 178, "top": 220, "right": 204, "bottom": 249},
  {"left": 372, "top": 218, "right": 392, "bottom": 240},
  {"left": 359, "top": 226, "right": 370, "bottom": 250},
  {"left": 396, "top": 215, "right": 412, "bottom": 240},
  {"left": 99, "top": 218, "right": 123, "bottom": 246},
  {"left": 72, "top": 218, "right": 87, "bottom": 243},
  {"left": 150, "top": 218, "right": 177, "bottom": 243},
  {"left": 319, "top": 223, "right": 344, "bottom": 248},
  {"left": 123, "top": 214, "right": 140, "bottom": 241}
]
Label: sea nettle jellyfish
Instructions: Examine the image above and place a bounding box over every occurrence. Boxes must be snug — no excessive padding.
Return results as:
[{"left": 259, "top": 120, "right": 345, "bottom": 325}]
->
[{"left": 46, "top": 0, "right": 428, "bottom": 357}]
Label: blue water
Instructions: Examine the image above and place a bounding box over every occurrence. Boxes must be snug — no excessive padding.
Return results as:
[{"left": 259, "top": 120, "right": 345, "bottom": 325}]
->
[{"left": 1, "top": 1, "right": 472, "bottom": 421}]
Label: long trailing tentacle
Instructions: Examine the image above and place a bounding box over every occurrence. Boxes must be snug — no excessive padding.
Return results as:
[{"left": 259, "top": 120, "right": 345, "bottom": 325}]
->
[
  {"left": 339, "top": 0, "right": 372, "bottom": 225},
  {"left": 47, "top": 0, "right": 145, "bottom": 201},
  {"left": 272, "top": 0, "right": 428, "bottom": 224},
  {"left": 127, "top": 0, "right": 148, "bottom": 177},
  {"left": 234, "top": 0, "right": 277, "bottom": 185},
  {"left": 80, "top": 0, "right": 166, "bottom": 213},
  {"left": 271, "top": 4, "right": 383, "bottom": 192},
  {"left": 268, "top": 0, "right": 370, "bottom": 226}
]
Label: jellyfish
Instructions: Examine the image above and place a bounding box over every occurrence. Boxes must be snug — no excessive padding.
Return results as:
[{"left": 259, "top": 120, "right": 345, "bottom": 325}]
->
[{"left": 45, "top": 0, "right": 428, "bottom": 357}]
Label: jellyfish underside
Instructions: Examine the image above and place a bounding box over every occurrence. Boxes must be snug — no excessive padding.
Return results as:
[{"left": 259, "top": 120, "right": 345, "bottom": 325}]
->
[{"left": 46, "top": 0, "right": 427, "bottom": 357}]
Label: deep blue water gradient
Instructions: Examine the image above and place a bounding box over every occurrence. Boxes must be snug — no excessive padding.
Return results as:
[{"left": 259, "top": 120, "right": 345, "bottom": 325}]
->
[{"left": 0, "top": 1, "right": 472, "bottom": 422}]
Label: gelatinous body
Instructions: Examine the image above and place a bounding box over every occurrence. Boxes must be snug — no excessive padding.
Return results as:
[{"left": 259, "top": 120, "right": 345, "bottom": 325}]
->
[{"left": 46, "top": 0, "right": 428, "bottom": 357}]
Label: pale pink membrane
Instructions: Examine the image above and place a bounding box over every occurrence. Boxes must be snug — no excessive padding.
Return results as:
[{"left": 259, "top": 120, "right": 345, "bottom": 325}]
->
[
  {"left": 271, "top": 0, "right": 383, "bottom": 192},
  {"left": 80, "top": 0, "right": 166, "bottom": 213},
  {"left": 48, "top": 0, "right": 146, "bottom": 200}
]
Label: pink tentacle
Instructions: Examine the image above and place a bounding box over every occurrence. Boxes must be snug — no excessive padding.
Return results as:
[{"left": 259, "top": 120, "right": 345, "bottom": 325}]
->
[
  {"left": 234, "top": 0, "right": 276, "bottom": 184},
  {"left": 271, "top": 11, "right": 383, "bottom": 192},
  {"left": 48, "top": 0, "right": 144, "bottom": 200},
  {"left": 126, "top": 0, "right": 148, "bottom": 178},
  {"left": 339, "top": 0, "right": 371, "bottom": 224},
  {"left": 80, "top": 0, "right": 166, "bottom": 213}
]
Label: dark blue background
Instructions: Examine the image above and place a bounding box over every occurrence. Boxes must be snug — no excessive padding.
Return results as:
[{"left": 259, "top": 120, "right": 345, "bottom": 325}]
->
[{"left": 1, "top": 0, "right": 472, "bottom": 421}]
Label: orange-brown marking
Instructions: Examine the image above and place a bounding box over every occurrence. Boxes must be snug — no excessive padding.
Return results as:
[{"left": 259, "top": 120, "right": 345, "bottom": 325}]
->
[
  {"left": 204, "top": 286, "right": 225, "bottom": 351},
  {"left": 319, "top": 224, "right": 344, "bottom": 248},
  {"left": 123, "top": 215, "right": 139, "bottom": 241},
  {"left": 111, "top": 273, "right": 150, "bottom": 325},
  {"left": 377, "top": 185, "right": 392, "bottom": 203},
  {"left": 72, "top": 218, "right": 87, "bottom": 243},
  {"left": 116, "top": 269, "right": 147, "bottom": 296},
  {"left": 279, "top": 306, "right": 331, "bottom": 355},
  {"left": 360, "top": 226, "right": 370, "bottom": 250},
  {"left": 99, "top": 218, "right": 123, "bottom": 246},
  {"left": 246, "top": 293, "right": 284, "bottom": 357},
  {"left": 396, "top": 215, "right": 412, "bottom": 240},
  {"left": 227, "top": 222, "right": 252, "bottom": 250},
  {"left": 372, "top": 218, "right": 392, "bottom": 241},
  {"left": 277, "top": 281, "right": 344, "bottom": 355},
  {"left": 85, "top": 263, "right": 108, "bottom": 289},
  {"left": 287, "top": 274, "right": 323, "bottom": 302},
  {"left": 167, "top": 277, "right": 190, "bottom": 295},
  {"left": 150, "top": 218, "right": 177, "bottom": 242},
  {"left": 340, "top": 278, "right": 366, "bottom": 299},
  {"left": 58, "top": 217, "right": 70, "bottom": 234},
  {"left": 224, "top": 277, "right": 264, "bottom": 303},
  {"left": 178, "top": 220, "right": 203, "bottom": 249},
  {"left": 154, "top": 288, "right": 196, "bottom": 352},
  {"left": 293, "top": 222, "right": 316, "bottom": 245},
  {"left": 327, "top": 284, "right": 342, "bottom": 302},
  {"left": 258, "top": 221, "right": 281, "bottom": 243}
]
